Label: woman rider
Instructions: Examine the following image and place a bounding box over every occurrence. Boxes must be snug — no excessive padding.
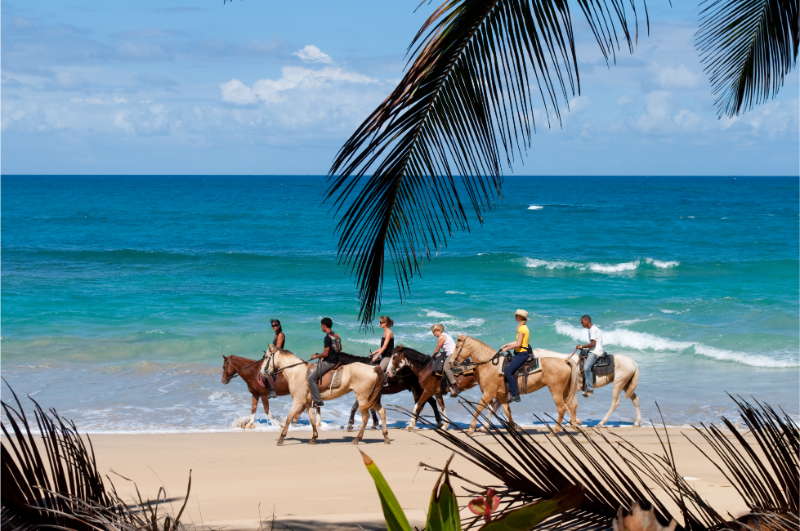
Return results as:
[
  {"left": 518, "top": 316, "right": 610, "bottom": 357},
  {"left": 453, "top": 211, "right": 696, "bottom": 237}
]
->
[
  {"left": 264, "top": 319, "right": 285, "bottom": 399},
  {"left": 500, "top": 309, "right": 531, "bottom": 403},
  {"left": 431, "top": 324, "right": 459, "bottom": 397},
  {"left": 370, "top": 316, "right": 394, "bottom": 385}
]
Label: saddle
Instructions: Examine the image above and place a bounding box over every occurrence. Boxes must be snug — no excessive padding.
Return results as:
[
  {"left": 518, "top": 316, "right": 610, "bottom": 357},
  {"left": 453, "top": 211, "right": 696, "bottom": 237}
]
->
[
  {"left": 308, "top": 362, "right": 343, "bottom": 390},
  {"left": 431, "top": 353, "right": 447, "bottom": 376},
  {"left": 501, "top": 353, "right": 541, "bottom": 395},
  {"left": 579, "top": 350, "right": 615, "bottom": 384}
]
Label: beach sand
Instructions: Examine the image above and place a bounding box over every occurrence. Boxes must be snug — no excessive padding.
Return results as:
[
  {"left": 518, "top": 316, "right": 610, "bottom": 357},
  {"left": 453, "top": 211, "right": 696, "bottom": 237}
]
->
[{"left": 82, "top": 424, "right": 755, "bottom": 530}]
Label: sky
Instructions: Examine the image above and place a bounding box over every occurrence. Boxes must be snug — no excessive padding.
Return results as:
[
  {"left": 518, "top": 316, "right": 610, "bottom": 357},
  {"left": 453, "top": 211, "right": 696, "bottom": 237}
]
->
[{"left": 2, "top": 0, "right": 798, "bottom": 176}]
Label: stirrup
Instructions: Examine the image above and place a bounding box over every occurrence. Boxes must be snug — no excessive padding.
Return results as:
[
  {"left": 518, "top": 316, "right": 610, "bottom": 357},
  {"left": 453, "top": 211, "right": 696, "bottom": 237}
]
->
[{"left": 268, "top": 390, "right": 277, "bottom": 399}]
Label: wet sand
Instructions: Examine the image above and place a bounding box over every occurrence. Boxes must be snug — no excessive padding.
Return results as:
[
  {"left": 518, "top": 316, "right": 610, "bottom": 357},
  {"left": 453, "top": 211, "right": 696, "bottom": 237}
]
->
[{"left": 82, "top": 425, "right": 755, "bottom": 530}]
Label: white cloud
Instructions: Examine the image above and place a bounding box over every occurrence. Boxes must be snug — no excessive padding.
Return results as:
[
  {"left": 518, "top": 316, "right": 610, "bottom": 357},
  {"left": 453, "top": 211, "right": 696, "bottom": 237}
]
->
[
  {"left": 220, "top": 79, "right": 255, "bottom": 104},
  {"left": 568, "top": 96, "right": 591, "bottom": 113},
  {"left": 294, "top": 45, "right": 333, "bottom": 64},
  {"left": 652, "top": 63, "right": 700, "bottom": 89},
  {"left": 635, "top": 90, "right": 673, "bottom": 132}
]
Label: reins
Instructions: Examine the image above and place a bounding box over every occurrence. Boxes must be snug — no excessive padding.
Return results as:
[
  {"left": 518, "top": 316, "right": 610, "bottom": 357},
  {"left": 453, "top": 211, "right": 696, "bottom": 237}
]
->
[{"left": 226, "top": 354, "right": 267, "bottom": 381}]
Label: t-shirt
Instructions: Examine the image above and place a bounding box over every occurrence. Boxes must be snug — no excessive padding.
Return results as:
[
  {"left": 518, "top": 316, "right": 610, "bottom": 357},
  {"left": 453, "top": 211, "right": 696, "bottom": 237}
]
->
[
  {"left": 440, "top": 333, "right": 456, "bottom": 356},
  {"left": 323, "top": 332, "right": 341, "bottom": 364},
  {"left": 588, "top": 325, "right": 603, "bottom": 355},
  {"left": 514, "top": 325, "right": 530, "bottom": 353}
]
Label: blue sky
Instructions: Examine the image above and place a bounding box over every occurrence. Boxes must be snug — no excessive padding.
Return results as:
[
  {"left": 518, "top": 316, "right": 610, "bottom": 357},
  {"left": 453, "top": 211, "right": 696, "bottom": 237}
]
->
[{"left": 2, "top": 0, "right": 798, "bottom": 175}]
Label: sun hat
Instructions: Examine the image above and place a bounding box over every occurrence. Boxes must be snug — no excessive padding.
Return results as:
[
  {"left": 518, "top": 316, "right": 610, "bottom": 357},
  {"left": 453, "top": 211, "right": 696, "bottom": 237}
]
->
[{"left": 514, "top": 309, "right": 528, "bottom": 318}]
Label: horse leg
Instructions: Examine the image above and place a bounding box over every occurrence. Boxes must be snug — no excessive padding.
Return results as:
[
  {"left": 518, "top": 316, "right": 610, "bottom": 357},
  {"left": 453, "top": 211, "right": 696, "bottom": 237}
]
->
[
  {"left": 598, "top": 382, "right": 623, "bottom": 428},
  {"left": 262, "top": 395, "right": 275, "bottom": 424},
  {"left": 292, "top": 405, "right": 305, "bottom": 425},
  {"left": 629, "top": 392, "right": 641, "bottom": 427},
  {"left": 408, "top": 390, "right": 433, "bottom": 431},
  {"left": 246, "top": 396, "right": 258, "bottom": 429},
  {"left": 467, "top": 392, "right": 493, "bottom": 436},
  {"left": 347, "top": 400, "right": 358, "bottom": 432},
  {"left": 278, "top": 400, "right": 302, "bottom": 446},
  {"left": 432, "top": 394, "right": 445, "bottom": 429},
  {"left": 378, "top": 405, "right": 390, "bottom": 444},
  {"left": 550, "top": 390, "right": 568, "bottom": 434},
  {"left": 500, "top": 398, "right": 516, "bottom": 432},
  {"left": 353, "top": 408, "right": 369, "bottom": 445},
  {"left": 478, "top": 400, "right": 498, "bottom": 432},
  {"left": 371, "top": 408, "right": 380, "bottom": 429},
  {"left": 315, "top": 407, "right": 322, "bottom": 427}
]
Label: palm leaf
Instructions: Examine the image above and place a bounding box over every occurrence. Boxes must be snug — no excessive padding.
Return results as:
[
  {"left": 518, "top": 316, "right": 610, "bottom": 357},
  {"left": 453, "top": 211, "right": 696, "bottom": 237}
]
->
[
  {"left": 327, "top": 0, "right": 646, "bottom": 325},
  {"left": 696, "top": 0, "right": 799, "bottom": 117}
]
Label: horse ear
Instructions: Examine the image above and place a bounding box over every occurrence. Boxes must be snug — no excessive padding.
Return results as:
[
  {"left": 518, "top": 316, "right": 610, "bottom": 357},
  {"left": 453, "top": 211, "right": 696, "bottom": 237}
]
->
[
  {"left": 397, "top": 344, "right": 404, "bottom": 351},
  {"left": 222, "top": 354, "right": 229, "bottom": 360},
  {"left": 268, "top": 344, "right": 278, "bottom": 354}
]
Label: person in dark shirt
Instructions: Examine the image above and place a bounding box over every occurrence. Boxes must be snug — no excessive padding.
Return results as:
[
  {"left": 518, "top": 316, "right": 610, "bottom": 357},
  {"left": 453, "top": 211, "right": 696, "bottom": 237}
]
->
[
  {"left": 264, "top": 319, "right": 285, "bottom": 399},
  {"left": 307, "top": 317, "right": 341, "bottom": 407},
  {"left": 369, "top": 316, "right": 395, "bottom": 386}
]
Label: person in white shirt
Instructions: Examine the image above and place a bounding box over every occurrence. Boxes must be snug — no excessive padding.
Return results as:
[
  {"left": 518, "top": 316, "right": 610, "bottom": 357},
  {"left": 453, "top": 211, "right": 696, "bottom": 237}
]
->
[
  {"left": 576, "top": 315, "right": 603, "bottom": 397},
  {"left": 430, "top": 324, "right": 459, "bottom": 397}
]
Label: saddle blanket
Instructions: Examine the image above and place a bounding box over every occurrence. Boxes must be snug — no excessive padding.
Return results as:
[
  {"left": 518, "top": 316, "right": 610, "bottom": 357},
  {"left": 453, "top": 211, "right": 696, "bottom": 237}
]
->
[
  {"left": 307, "top": 363, "right": 342, "bottom": 389},
  {"left": 499, "top": 353, "right": 540, "bottom": 377},
  {"left": 579, "top": 353, "right": 615, "bottom": 380},
  {"left": 431, "top": 354, "right": 447, "bottom": 375}
]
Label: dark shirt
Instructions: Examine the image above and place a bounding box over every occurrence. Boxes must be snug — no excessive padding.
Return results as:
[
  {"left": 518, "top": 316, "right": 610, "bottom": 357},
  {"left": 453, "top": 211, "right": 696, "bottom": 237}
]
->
[
  {"left": 380, "top": 336, "right": 394, "bottom": 358},
  {"left": 273, "top": 332, "right": 285, "bottom": 349},
  {"left": 323, "top": 332, "right": 340, "bottom": 364}
]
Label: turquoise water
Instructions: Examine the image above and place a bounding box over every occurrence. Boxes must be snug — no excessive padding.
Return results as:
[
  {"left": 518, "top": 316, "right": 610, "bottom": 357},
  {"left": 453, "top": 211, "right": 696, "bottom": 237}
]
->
[{"left": 2, "top": 175, "right": 798, "bottom": 432}]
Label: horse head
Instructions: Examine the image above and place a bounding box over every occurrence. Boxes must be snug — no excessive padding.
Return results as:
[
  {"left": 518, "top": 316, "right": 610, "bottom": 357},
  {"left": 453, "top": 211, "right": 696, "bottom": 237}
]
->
[
  {"left": 259, "top": 350, "right": 276, "bottom": 381},
  {"left": 221, "top": 355, "right": 233, "bottom": 384},
  {"left": 388, "top": 346, "right": 407, "bottom": 378},
  {"left": 452, "top": 335, "right": 471, "bottom": 365}
]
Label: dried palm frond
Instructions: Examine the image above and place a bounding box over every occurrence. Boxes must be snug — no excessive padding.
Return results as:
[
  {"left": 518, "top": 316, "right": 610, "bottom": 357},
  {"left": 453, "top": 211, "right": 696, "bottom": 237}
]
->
[
  {"left": 407, "top": 396, "right": 798, "bottom": 531},
  {"left": 1, "top": 383, "right": 190, "bottom": 531},
  {"left": 696, "top": 0, "right": 799, "bottom": 117},
  {"left": 327, "top": 0, "right": 647, "bottom": 326}
]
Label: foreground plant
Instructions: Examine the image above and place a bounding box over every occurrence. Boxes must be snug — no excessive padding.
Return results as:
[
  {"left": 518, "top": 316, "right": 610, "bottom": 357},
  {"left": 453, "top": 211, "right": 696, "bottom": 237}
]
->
[
  {"left": 1, "top": 383, "right": 191, "bottom": 531},
  {"left": 360, "top": 450, "right": 583, "bottom": 531}
]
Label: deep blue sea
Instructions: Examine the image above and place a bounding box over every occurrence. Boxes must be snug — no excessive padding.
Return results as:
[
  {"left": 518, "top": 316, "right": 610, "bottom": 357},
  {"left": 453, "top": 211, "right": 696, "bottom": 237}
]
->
[{"left": 2, "top": 175, "right": 798, "bottom": 433}]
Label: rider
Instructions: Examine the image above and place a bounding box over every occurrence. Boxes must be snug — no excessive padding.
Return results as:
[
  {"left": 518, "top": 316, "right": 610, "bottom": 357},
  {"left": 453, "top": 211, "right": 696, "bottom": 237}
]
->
[
  {"left": 307, "top": 317, "right": 341, "bottom": 408},
  {"left": 430, "top": 324, "right": 459, "bottom": 397},
  {"left": 265, "top": 319, "right": 285, "bottom": 399},
  {"left": 576, "top": 314, "right": 603, "bottom": 397},
  {"left": 500, "top": 309, "right": 531, "bottom": 403},
  {"left": 369, "top": 316, "right": 395, "bottom": 386}
]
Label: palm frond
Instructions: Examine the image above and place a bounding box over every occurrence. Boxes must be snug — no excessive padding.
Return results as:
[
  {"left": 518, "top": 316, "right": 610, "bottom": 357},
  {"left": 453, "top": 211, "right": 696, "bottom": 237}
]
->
[
  {"left": 1, "top": 382, "right": 190, "bottom": 531},
  {"left": 406, "top": 395, "right": 798, "bottom": 531},
  {"left": 696, "top": 0, "right": 799, "bottom": 117},
  {"left": 327, "top": 0, "right": 646, "bottom": 326}
]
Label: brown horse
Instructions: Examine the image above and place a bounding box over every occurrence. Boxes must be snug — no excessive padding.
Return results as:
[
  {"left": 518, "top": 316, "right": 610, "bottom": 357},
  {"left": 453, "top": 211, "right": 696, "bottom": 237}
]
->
[
  {"left": 221, "top": 355, "right": 316, "bottom": 429},
  {"left": 387, "top": 345, "right": 484, "bottom": 431},
  {"left": 451, "top": 335, "right": 581, "bottom": 435},
  {"left": 346, "top": 365, "right": 442, "bottom": 431},
  {"left": 259, "top": 346, "right": 389, "bottom": 445}
]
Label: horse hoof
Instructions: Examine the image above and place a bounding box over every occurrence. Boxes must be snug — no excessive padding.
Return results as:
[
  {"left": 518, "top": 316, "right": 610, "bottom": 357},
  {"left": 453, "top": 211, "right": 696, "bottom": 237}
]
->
[
  {"left": 276, "top": 439, "right": 284, "bottom": 446},
  {"left": 476, "top": 426, "right": 487, "bottom": 433},
  {"left": 346, "top": 424, "right": 353, "bottom": 432},
  {"left": 633, "top": 423, "right": 641, "bottom": 428},
  {"left": 309, "top": 439, "right": 316, "bottom": 445},
  {"left": 466, "top": 429, "right": 475, "bottom": 436},
  {"left": 384, "top": 438, "right": 391, "bottom": 445},
  {"left": 406, "top": 425, "right": 415, "bottom": 432},
  {"left": 351, "top": 439, "right": 360, "bottom": 445},
  {"left": 435, "top": 422, "right": 444, "bottom": 429}
]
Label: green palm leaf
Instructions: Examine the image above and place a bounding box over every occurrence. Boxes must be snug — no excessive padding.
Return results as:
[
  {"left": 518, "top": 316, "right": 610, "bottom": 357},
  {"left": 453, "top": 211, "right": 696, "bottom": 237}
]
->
[
  {"left": 327, "top": 0, "right": 645, "bottom": 326},
  {"left": 696, "top": 0, "right": 799, "bottom": 117}
]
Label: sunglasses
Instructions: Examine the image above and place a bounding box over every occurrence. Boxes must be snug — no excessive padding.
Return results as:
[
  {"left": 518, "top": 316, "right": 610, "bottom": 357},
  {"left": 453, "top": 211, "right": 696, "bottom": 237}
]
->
[{"left": 271, "top": 324, "right": 280, "bottom": 328}]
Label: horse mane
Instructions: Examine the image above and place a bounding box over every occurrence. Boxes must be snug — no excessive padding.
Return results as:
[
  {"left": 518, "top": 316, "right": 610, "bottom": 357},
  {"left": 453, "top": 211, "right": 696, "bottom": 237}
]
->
[
  {"left": 395, "top": 345, "right": 432, "bottom": 368},
  {"left": 337, "top": 351, "right": 372, "bottom": 365}
]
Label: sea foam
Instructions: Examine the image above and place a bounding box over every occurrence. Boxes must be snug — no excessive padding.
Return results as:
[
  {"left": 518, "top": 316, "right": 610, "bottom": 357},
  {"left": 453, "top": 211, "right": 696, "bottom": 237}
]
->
[
  {"left": 525, "top": 257, "right": 679, "bottom": 273},
  {"left": 554, "top": 320, "right": 798, "bottom": 368},
  {"left": 528, "top": 205, "right": 544, "bottom": 210}
]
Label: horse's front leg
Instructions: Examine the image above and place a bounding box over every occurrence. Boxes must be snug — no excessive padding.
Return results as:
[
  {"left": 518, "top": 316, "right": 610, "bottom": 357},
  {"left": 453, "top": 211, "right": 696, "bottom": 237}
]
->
[
  {"left": 478, "top": 399, "right": 498, "bottom": 432},
  {"left": 468, "top": 392, "right": 494, "bottom": 436},
  {"left": 408, "top": 390, "right": 433, "bottom": 431},
  {"left": 499, "top": 397, "right": 517, "bottom": 432},
  {"left": 308, "top": 406, "right": 318, "bottom": 444},
  {"left": 261, "top": 395, "right": 275, "bottom": 424},
  {"left": 292, "top": 405, "right": 306, "bottom": 425},
  {"left": 246, "top": 396, "right": 258, "bottom": 429},
  {"left": 353, "top": 408, "right": 369, "bottom": 445},
  {"left": 278, "top": 400, "right": 303, "bottom": 446}
]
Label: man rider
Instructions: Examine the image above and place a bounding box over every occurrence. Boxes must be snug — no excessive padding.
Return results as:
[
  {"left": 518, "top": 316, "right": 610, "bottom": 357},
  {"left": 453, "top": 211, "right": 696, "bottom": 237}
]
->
[
  {"left": 307, "top": 317, "right": 341, "bottom": 407},
  {"left": 576, "top": 315, "right": 603, "bottom": 397}
]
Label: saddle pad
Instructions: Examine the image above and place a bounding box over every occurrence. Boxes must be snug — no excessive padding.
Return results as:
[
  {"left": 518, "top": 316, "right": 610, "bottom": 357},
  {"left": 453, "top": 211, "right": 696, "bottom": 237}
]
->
[
  {"left": 307, "top": 363, "right": 342, "bottom": 389},
  {"left": 431, "top": 355, "right": 446, "bottom": 375},
  {"left": 579, "top": 354, "right": 615, "bottom": 378}
]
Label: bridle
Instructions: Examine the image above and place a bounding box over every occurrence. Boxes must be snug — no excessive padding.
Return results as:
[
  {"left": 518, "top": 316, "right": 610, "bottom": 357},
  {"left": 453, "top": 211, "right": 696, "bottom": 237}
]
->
[
  {"left": 224, "top": 355, "right": 267, "bottom": 382},
  {"left": 262, "top": 349, "right": 308, "bottom": 378},
  {"left": 453, "top": 335, "right": 502, "bottom": 367}
]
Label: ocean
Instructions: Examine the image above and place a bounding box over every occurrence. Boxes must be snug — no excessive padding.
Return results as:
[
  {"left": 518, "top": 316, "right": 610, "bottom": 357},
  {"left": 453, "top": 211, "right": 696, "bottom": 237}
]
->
[{"left": 2, "top": 175, "right": 798, "bottom": 433}]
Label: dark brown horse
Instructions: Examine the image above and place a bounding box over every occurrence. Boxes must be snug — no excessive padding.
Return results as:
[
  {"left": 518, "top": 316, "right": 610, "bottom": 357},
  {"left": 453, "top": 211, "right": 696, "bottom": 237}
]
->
[
  {"left": 221, "top": 355, "right": 315, "bottom": 428},
  {"left": 388, "top": 345, "right": 483, "bottom": 430},
  {"left": 345, "top": 365, "right": 442, "bottom": 431}
]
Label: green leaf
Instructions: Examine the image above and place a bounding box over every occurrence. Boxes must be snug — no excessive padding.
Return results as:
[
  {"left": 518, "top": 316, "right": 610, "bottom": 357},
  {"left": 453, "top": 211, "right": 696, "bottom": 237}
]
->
[
  {"left": 425, "top": 459, "right": 461, "bottom": 531},
  {"left": 479, "top": 484, "right": 584, "bottom": 531},
  {"left": 360, "top": 451, "right": 413, "bottom": 531}
]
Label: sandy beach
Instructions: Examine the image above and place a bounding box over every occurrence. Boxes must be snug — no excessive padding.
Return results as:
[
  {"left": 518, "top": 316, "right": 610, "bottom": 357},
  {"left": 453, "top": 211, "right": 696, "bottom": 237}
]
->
[{"left": 81, "top": 425, "right": 755, "bottom": 530}]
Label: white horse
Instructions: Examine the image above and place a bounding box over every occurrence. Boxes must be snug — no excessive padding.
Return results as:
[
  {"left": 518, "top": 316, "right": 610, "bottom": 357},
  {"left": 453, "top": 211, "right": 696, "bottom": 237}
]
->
[{"left": 535, "top": 348, "right": 642, "bottom": 427}]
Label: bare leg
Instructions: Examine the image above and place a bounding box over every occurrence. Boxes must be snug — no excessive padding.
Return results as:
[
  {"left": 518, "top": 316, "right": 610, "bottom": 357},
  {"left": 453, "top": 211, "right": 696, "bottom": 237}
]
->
[{"left": 246, "top": 396, "right": 258, "bottom": 429}]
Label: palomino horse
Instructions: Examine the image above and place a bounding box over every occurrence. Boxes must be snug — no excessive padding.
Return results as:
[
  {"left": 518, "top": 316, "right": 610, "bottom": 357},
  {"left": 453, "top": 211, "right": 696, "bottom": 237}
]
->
[
  {"left": 259, "top": 346, "right": 389, "bottom": 445},
  {"left": 221, "top": 355, "right": 318, "bottom": 428},
  {"left": 452, "top": 335, "right": 581, "bottom": 435},
  {"left": 550, "top": 349, "right": 641, "bottom": 427},
  {"left": 387, "top": 345, "right": 484, "bottom": 431}
]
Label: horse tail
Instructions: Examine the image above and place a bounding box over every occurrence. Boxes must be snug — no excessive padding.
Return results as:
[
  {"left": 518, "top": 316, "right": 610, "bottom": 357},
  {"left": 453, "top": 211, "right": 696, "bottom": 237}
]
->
[
  {"left": 364, "top": 366, "right": 384, "bottom": 411},
  {"left": 624, "top": 359, "right": 640, "bottom": 399},
  {"left": 565, "top": 358, "right": 581, "bottom": 409}
]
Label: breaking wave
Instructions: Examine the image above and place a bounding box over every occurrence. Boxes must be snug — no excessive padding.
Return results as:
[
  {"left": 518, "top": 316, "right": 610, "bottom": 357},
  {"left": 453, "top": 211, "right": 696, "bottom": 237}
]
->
[
  {"left": 554, "top": 320, "right": 798, "bottom": 368},
  {"left": 525, "top": 257, "right": 679, "bottom": 273}
]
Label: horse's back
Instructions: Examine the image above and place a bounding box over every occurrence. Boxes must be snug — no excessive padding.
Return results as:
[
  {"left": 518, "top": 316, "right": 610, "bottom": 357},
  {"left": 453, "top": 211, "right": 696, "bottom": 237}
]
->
[{"left": 533, "top": 348, "right": 573, "bottom": 360}]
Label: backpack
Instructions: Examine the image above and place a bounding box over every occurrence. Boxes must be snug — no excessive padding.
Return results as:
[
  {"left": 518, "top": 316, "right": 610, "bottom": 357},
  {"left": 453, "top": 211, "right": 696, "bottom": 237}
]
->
[{"left": 328, "top": 332, "right": 342, "bottom": 353}]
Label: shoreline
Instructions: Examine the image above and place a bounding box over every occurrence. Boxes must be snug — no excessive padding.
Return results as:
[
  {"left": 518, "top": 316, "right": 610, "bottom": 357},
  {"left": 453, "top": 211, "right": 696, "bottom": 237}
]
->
[{"left": 60, "top": 426, "right": 755, "bottom": 530}]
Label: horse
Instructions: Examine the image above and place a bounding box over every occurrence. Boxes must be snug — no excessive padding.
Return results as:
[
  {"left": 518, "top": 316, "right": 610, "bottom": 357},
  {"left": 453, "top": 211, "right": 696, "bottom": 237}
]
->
[
  {"left": 220, "top": 354, "right": 318, "bottom": 428},
  {"left": 387, "top": 345, "right": 486, "bottom": 431},
  {"left": 451, "top": 335, "right": 581, "bottom": 435},
  {"left": 346, "top": 365, "right": 442, "bottom": 431},
  {"left": 259, "top": 346, "right": 389, "bottom": 445},
  {"left": 555, "top": 349, "right": 641, "bottom": 427}
]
